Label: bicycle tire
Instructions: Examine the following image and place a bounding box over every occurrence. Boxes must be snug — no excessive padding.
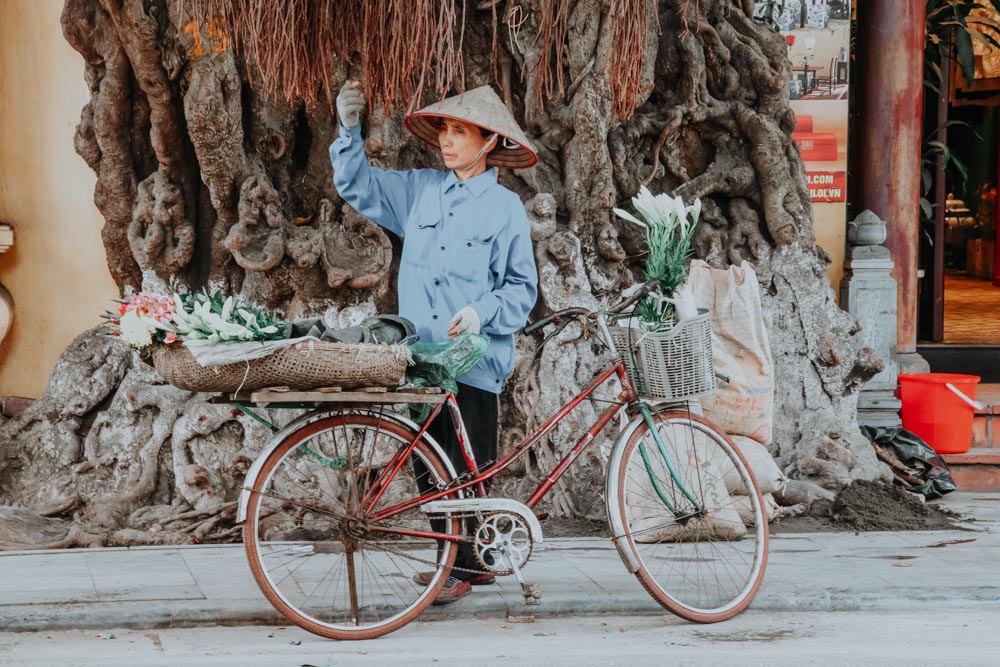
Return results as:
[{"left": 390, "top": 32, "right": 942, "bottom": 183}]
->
[
  {"left": 243, "top": 412, "right": 461, "bottom": 640},
  {"left": 607, "top": 409, "right": 769, "bottom": 623}
]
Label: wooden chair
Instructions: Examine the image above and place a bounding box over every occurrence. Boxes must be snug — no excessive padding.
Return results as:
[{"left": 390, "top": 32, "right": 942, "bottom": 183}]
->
[{"left": 812, "top": 58, "right": 836, "bottom": 96}]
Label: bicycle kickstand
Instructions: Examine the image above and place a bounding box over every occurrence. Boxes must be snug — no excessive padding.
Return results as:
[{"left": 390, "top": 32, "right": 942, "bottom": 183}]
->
[{"left": 501, "top": 549, "right": 542, "bottom": 606}]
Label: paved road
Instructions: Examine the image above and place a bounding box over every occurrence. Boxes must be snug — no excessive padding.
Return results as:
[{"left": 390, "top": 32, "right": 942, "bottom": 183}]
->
[
  {"left": 3, "top": 494, "right": 999, "bottom": 631},
  {"left": 1, "top": 609, "right": 996, "bottom": 666}
]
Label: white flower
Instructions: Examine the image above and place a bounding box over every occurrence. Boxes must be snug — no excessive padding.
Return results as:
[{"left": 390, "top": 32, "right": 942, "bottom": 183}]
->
[
  {"left": 632, "top": 186, "right": 660, "bottom": 226},
  {"left": 687, "top": 198, "right": 702, "bottom": 225},
  {"left": 655, "top": 192, "right": 676, "bottom": 225},
  {"left": 613, "top": 207, "right": 646, "bottom": 227},
  {"left": 119, "top": 310, "right": 154, "bottom": 348},
  {"left": 671, "top": 194, "right": 687, "bottom": 226}
]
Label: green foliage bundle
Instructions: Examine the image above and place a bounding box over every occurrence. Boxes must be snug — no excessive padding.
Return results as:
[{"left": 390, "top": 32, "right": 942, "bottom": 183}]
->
[{"left": 614, "top": 187, "right": 701, "bottom": 330}]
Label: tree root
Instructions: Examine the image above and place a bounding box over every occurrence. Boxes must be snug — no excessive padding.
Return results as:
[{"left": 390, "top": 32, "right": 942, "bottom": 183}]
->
[{"left": 29, "top": 0, "right": 894, "bottom": 548}]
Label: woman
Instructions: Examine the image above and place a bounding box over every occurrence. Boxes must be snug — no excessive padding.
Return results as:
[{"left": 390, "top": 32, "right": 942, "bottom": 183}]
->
[{"left": 330, "top": 82, "right": 538, "bottom": 604}]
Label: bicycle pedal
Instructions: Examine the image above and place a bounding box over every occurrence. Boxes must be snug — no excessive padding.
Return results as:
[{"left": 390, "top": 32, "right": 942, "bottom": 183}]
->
[{"left": 521, "top": 582, "right": 542, "bottom": 606}]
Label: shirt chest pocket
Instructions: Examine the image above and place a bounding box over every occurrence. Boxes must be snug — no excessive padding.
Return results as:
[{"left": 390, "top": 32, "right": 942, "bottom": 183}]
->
[
  {"left": 450, "top": 231, "right": 496, "bottom": 284},
  {"left": 401, "top": 218, "right": 441, "bottom": 268}
]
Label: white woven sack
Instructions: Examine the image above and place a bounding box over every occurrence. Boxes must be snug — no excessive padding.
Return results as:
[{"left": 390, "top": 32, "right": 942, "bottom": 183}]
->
[
  {"left": 688, "top": 260, "right": 775, "bottom": 445},
  {"left": 625, "top": 424, "right": 746, "bottom": 543},
  {"left": 722, "top": 435, "right": 788, "bottom": 496},
  {"left": 731, "top": 493, "right": 780, "bottom": 527}
]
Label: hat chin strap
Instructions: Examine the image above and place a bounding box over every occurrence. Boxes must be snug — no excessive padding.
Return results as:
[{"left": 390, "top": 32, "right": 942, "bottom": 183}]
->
[{"left": 451, "top": 133, "right": 498, "bottom": 174}]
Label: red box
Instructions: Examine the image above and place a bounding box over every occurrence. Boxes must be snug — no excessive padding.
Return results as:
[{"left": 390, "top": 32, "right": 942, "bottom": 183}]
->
[
  {"left": 795, "top": 114, "right": 814, "bottom": 133},
  {"left": 793, "top": 131, "right": 838, "bottom": 161}
]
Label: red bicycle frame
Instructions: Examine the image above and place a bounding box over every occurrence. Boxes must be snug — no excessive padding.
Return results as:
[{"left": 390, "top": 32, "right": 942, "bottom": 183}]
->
[{"left": 363, "top": 359, "right": 639, "bottom": 543}]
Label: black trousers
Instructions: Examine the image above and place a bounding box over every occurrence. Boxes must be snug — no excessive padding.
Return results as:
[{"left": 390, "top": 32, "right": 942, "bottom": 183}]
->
[{"left": 416, "top": 382, "right": 498, "bottom": 580}]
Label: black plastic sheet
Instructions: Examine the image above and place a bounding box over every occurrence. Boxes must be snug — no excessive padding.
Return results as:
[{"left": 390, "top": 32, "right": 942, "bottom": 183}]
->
[{"left": 860, "top": 425, "right": 958, "bottom": 499}]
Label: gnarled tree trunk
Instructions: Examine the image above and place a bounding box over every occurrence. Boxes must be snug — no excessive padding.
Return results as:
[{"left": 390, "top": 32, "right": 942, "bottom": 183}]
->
[{"left": 0, "top": 0, "right": 888, "bottom": 548}]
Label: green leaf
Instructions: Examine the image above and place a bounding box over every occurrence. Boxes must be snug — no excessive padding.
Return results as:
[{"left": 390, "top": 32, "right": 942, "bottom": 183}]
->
[
  {"left": 956, "top": 27, "right": 976, "bottom": 85},
  {"left": 951, "top": 152, "right": 970, "bottom": 184},
  {"left": 920, "top": 197, "right": 934, "bottom": 220}
]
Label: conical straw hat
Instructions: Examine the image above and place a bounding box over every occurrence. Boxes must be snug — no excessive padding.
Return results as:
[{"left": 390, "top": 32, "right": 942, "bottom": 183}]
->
[{"left": 405, "top": 86, "right": 537, "bottom": 169}]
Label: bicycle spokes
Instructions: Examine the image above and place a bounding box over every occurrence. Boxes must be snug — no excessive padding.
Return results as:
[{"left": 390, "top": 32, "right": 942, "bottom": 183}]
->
[
  {"left": 244, "top": 415, "right": 461, "bottom": 637},
  {"left": 612, "top": 411, "right": 768, "bottom": 620}
]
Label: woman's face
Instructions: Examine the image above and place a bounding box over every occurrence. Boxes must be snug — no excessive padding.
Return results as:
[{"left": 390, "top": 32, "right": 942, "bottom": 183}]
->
[{"left": 437, "top": 118, "right": 492, "bottom": 171}]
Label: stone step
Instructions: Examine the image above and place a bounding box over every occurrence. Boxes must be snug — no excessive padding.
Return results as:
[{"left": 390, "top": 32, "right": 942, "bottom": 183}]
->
[
  {"left": 971, "top": 384, "right": 1000, "bottom": 448},
  {"left": 943, "top": 448, "right": 1000, "bottom": 492}
]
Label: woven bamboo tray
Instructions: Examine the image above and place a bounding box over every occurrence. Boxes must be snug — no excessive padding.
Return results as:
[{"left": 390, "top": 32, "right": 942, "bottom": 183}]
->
[{"left": 152, "top": 341, "right": 408, "bottom": 393}]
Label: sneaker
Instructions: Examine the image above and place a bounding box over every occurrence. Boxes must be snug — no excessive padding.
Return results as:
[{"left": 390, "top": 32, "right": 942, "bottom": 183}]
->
[
  {"left": 413, "top": 570, "right": 496, "bottom": 586},
  {"left": 431, "top": 577, "right": 472, "bottom": 605}
]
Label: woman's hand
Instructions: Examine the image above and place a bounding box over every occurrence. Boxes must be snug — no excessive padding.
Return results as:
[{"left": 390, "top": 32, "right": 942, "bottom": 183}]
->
[
  {"left": 336, "top": 80, "right": 365, "bottom": 129},
  {"left": 449, "top": 307, "right": 481, "bottom": 338}
]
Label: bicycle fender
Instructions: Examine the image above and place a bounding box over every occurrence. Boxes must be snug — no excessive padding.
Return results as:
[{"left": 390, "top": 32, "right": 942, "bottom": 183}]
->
[
  {"left": 236, "top": 408, "right": 460, "bottom": 524},
  {"left": 605, "top": 415, "right": 647, "bottom": 574}
]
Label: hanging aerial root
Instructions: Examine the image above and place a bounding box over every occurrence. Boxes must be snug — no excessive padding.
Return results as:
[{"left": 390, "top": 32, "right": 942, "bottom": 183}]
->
[
  {"left": 608, "top": 0, "right": 650, "bottom": 121},
  {"left": 184, "top": 0, "right": 465, "bottom": 110},
  {"left": 184, "top": 0, "right": 651, "bottom": 119}
]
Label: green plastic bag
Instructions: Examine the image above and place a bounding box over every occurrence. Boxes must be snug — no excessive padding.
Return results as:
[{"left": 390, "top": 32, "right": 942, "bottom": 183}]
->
[{"left": 406, "top": 334, "right": 490, "bottom": 421}]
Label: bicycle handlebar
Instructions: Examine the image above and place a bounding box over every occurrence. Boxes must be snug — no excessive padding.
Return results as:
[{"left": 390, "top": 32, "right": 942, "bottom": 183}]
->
[{"left": 521, "top": 279, "right": 659, "bottom": 335}]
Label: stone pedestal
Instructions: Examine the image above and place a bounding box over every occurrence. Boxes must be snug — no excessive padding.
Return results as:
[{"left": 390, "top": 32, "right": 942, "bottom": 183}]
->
[{"left": 840, "top": 211, "right": 902, "bottom": 427}]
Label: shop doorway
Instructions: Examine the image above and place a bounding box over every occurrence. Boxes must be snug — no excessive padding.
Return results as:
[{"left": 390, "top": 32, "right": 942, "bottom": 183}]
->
[{"left": 919, "top": 106, "right": 1000, "bottom": 346}]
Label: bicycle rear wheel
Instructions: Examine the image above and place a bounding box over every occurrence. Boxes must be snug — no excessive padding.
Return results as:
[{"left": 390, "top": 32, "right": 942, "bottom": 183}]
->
[
  {"left": 243, "top": 412, "right": 461, "bottom": 640},
  {"left": 607, "top": 409, "right": 768, "bottom": 623}
]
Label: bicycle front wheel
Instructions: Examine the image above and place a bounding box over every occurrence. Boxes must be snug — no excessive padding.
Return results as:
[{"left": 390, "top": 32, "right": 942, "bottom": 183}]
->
[
  {"left": 243, "top": 412, "right": 461, "bottom": 640},
  {"left": 607, "top": 409, "right": 768, "bottom": 623}
]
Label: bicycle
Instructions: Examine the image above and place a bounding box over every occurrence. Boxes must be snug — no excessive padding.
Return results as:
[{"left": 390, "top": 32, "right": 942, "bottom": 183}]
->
[{"left": 232, "top": 281, "right": 769, "bottom": 640}]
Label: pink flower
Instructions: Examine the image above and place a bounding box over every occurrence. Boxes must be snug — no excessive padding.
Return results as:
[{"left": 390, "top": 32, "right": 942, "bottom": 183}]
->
[
  {"left": 164, "top": 332, "right": 177, "bottom": 344},
  {"left": 121, "top": 292, "right": 174, "bottom": 323}
]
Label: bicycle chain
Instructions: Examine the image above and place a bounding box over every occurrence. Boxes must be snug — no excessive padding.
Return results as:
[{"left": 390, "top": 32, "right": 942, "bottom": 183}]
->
[{"left": 369, "top": 512, "right": 507, "bottom": 576}]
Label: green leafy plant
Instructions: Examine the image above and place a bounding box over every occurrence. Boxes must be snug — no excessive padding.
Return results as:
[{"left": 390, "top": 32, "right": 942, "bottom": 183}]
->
[
  {"left": 920, "top": 122, "right": 973, "bottom": 234},
  {"left": 920, "top": 1, "right": 1000, "bottom": 238},
  {"left": 614, "top": 187, "right": 701, "bottom": 330},
  {"left": 927, "top": 0, "right": 1000, "bottom": 88}
]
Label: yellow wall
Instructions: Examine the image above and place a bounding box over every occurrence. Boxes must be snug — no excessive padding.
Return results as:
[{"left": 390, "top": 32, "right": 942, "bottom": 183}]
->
[
  {"left": 790, "top": 99, "right": 850, "bottom": 294},
  {"left": 815, "top": 203, "right": 847, "bottom": 293},
  {"left": 0, "top": 0, "right": 118, "bottom": 398}
]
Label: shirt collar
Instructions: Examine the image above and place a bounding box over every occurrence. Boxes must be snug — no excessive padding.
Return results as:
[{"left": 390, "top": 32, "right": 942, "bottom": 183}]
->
[{"left": 444, "top": 167, "right": 497, "bottom": 197}]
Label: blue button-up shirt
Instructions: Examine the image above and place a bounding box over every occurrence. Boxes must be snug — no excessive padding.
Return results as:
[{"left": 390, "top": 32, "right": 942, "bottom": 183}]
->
[{"left": 329, "top": 123, "right": 538, "bottom": 394}]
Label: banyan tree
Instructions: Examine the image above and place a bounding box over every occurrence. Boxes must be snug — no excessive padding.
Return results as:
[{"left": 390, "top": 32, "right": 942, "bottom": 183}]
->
[{"left": 0, "top": 0, "right": 888, "bottom": 548}]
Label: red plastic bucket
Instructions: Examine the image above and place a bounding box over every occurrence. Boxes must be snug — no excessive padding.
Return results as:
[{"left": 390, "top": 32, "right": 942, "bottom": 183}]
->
[{"left": 898, "top": 373, "right": 983, "bottom": 455}]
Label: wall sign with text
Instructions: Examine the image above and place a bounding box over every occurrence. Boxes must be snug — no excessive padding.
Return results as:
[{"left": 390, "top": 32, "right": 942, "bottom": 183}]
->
[{"left": 757, "top": 0, "right": 852, "bottom": 204}]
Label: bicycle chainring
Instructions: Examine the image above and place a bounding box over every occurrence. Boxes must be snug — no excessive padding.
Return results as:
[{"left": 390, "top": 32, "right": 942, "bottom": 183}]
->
[{"left": 473, "top": 511, "right": 534, "bottom": 575}]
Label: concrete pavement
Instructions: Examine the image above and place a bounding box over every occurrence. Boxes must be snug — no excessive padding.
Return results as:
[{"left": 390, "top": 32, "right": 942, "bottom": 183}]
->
[
  {"left": 4, "top": 611, "right": 999, "bottom": 666},
  {"left": 1, "top": 493, "right": 998, "bottom": 632}
]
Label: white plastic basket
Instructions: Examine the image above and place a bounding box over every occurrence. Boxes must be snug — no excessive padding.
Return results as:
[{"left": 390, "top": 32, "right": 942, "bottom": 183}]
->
[{"left": 609, "top": 312, "right": 716, "bottom": 401}]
